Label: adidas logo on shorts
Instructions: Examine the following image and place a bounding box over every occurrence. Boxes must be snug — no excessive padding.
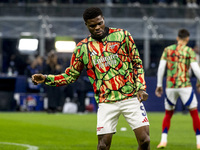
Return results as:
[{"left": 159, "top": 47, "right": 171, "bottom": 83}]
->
[
  {"left": 142, "top": 117, "right": 149, "bottom": 123},
  {"left": 97, "top": 127, "right": 104, "bottom": 131}
]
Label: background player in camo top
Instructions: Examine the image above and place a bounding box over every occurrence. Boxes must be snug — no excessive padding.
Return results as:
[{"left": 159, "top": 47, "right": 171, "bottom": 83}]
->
[
  {"left": 155, "top": 28, "right": 200, "bottom": 149},
  {"left": 32, "top": 7, "right": 150, "bottom": 150}
]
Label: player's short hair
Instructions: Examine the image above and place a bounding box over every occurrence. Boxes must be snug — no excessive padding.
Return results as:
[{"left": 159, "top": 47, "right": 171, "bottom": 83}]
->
[
  {"left": 83, "top": 7, "right": 103, "bottom": 22},
  {"left": 178, "top": 29, "right": 190, "bottom": 39}
]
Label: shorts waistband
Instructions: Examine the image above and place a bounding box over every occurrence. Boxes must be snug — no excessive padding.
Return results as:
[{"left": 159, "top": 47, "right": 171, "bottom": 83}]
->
[{"left": 101, "top": 96, "right": 137, "bottom": 103}]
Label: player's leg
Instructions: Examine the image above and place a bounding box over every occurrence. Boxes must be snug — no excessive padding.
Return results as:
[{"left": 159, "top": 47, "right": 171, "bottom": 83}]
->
[
  {"left": 134, "top": 125, "right": 150, "bottom": 150},
  {"left": 180, "top": 87, "right": 200, "bottom": 149},
  {"left": 157, "top": 88, "right": 178, "bottom": 149},
  {"left": 190, "top": 108, "right": 200, "bottom": 149},
  {"left": 157, "top": 109, "right": 174, "bottom": 148},
  {"left": 96, "top": 102, "right": 120, "bottom": 150},
  {"left": 121, "top": 98, "right": 150, "bottom": 150},
  {"left": 97, "top": 134, "right": 113, "bottom": 150}
]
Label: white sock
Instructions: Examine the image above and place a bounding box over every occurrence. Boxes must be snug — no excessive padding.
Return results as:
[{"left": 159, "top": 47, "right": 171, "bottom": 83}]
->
[
  {"left": 160, "top": 133, "right": 168, "bottom": 143},
  {"left": 196, "top": 135, "right": 200, "bottom": 145}
]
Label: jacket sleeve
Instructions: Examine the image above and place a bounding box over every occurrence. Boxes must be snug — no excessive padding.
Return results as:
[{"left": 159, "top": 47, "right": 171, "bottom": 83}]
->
[
  {"left": 126, "top": 31, "right": 146, "bottom": 92},
  {"left": 44, "top": 46, "right": 85, "bottom": 87},
  {"left": 157, "top": 60, "right": 167, "bottom": 87}
]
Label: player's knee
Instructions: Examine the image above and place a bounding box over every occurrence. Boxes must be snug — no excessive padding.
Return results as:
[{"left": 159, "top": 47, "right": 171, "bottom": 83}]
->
[
  {"left": 138, "top": 135, "right": 150, "bottom": 150},
  {"left": 97, "top": 142, "right": 106, "bottom": 150}
]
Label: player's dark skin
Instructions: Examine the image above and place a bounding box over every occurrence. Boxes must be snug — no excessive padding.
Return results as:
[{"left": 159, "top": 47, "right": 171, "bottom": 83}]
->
[
  {"left": 85, "top": 15, "right": 150, "bottom": 150},
  {"left": 32, "top": 15, "right": 150, "bottom": 150},
  {"left": 85, "top": 15, "right": 106, "bottom": 39}
]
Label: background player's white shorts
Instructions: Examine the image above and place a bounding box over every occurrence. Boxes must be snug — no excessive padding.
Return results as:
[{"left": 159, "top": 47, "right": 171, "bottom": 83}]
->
[
  {"left": 165, "top": 87, "right": 198, "bottom": 110},
  {"left": 96, "top": 98, "right": 149, "bottom": 135}
]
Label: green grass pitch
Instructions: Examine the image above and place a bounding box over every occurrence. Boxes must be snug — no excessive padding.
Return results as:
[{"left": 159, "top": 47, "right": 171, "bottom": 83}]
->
[{"left": 0, "top": 112, "right": 197, "bottom": 150}]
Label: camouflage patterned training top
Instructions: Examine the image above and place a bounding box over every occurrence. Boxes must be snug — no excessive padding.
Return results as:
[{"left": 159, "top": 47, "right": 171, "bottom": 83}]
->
[
  {"left": 45, "top": 27, "right": 146, "bottom": 103},
  {"left": 161, "top": 44, "right": 196, "bottom": 88}
]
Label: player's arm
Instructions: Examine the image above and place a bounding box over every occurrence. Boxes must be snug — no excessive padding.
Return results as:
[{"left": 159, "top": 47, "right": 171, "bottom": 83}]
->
[
  {"left": 190, "top": 62, "right": 200, "bottom": 81},
  {"left": 126, "top": 31, "right": 147, "bottom": 101},
  {"left": 32, "top": 46, "right": 85, "bottom": 86},
  {"left": 157, "top": 60, "right": 167, "bottom": 88},
  {"left": 189, "top": 48, "right": 200, "bottom": 93},
  {"left": 155, "top": 60, "right": 167, "bottom": 97},
  {"left": 190, "top": 62, "right": 200, "bottom": 93}
]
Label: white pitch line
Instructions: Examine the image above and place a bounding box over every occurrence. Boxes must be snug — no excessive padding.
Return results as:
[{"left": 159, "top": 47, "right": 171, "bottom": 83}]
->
[{"left": 0, "top": 142, "right": 39, "bottom": 150}]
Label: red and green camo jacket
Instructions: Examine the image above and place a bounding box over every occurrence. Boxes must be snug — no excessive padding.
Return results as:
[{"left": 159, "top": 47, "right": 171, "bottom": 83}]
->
[{"left": 45, "top": 27, "right": 146, "bottom": 103}]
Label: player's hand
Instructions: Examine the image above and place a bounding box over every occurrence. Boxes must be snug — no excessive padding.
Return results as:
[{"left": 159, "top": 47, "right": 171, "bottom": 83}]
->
[
  {"left": 137, "top": 90, "right": 148, "bottom": 102},
  {"left": 155, "top": 87, "right": 163, "bottom": 97},
  {"left": 196, "top": 83, "right": 200, "bottom": 94},
  {"left": 31, "top": 74, "right": 46, "bottom": 85}
]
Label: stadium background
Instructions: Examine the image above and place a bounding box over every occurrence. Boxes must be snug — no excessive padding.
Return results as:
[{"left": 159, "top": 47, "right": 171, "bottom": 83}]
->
[{"left": 0, "top": 0, "right": 200, "bottom": 112}]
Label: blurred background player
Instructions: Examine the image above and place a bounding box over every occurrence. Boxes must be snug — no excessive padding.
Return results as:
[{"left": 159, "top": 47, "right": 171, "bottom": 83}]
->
[
  {"left": 155, "top": 28, "right": 200, "bottom": 149},
  {"left": 24, "top": 55, "right": 44, "bottom": 93},
  {"left": 43, "top": 50, "right": 65, "bottom": 113},
  {"left": 32, "top": 7, "right": 150, "bottom": 150}
]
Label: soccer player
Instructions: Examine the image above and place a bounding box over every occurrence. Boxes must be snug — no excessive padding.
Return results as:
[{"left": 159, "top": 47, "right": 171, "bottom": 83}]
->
[
  {"left": 32, "top": 7, "right": 150, "bottom": 150},
  {"left": 155, "top": 29, "right": 200, "bottom": 149}
]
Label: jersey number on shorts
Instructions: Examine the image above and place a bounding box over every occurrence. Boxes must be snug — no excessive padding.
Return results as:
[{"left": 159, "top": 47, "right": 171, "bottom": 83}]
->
[{"left": 140, "top": 105, "right": 147, "bottom": 116}]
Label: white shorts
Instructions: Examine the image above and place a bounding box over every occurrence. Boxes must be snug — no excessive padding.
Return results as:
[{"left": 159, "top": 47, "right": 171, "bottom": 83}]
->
[
  {"left": 165, "top": 87, "right": 198, "bottom": 110},
  {"left": 96, "top": 98, "right": 150, "bottom": 135}
]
